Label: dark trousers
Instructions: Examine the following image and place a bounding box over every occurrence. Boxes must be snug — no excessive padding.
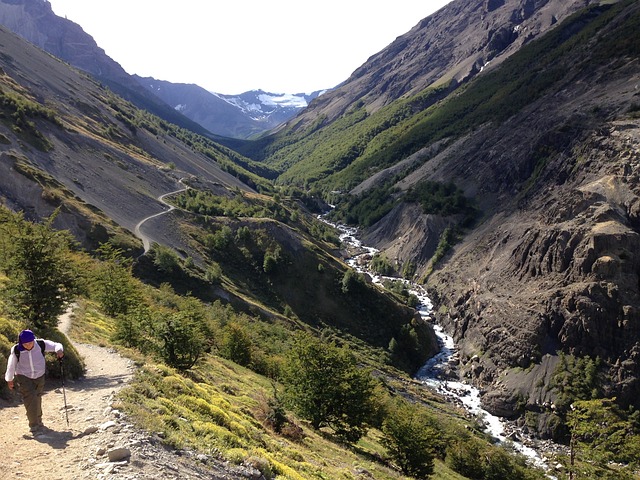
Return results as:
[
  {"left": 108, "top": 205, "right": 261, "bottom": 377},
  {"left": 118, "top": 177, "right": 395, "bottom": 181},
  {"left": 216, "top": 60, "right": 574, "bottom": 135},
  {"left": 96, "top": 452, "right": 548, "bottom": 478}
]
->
[{"left": 15, "top": 374, "right": 45, "bottom": 429}]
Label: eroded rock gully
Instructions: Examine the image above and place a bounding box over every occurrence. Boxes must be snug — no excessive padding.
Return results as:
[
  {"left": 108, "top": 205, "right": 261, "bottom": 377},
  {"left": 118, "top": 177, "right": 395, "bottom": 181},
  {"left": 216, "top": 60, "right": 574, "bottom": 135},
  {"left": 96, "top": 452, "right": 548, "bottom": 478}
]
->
[
  {"left": 354, "top": 119, "right": 639, "bottom": 438},
  {"left": 424, "top": 122, "right": 640, "bottom": 432}
]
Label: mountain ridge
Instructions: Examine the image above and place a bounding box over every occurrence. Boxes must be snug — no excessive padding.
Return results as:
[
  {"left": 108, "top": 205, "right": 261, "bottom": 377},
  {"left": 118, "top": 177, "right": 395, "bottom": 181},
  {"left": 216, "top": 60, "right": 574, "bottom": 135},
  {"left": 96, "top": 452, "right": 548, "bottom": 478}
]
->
[
  {"left": 133, "top": 76, "right": 323, "bottom": 139},
  {"left": 273, "top": 0, "right": 600, "bottom": 134}
]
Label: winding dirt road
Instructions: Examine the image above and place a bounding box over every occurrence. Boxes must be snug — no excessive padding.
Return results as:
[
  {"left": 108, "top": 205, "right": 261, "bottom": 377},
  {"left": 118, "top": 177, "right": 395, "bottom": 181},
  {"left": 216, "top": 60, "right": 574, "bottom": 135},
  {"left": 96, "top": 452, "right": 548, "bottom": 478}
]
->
[{"left": 134, "top": 180, "right": 188, "bottom": 252}]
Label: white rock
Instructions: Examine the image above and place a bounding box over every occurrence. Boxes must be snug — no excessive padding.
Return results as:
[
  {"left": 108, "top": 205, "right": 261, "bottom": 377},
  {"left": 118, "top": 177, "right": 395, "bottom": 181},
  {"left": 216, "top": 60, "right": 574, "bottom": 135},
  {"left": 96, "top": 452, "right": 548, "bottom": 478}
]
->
[
  {"left": 99, "top": 420, "right": 117, "bottom": 431},
  {"left": 107, "top": 447, "right": 131, "bottom": 462}
]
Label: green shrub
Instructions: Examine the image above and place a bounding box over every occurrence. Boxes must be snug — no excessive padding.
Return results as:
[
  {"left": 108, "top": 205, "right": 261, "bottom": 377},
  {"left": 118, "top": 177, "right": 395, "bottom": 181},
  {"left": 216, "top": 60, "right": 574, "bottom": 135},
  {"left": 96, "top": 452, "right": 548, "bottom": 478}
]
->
[
  {"left": 382, "top": 400, "right": 441, "bottom": 477},
  {"left": 218, "top": 322, "right": 253, "bottom": 367},
  {"left": 282, "top": 332, "right": 376, "bottom": 443}
]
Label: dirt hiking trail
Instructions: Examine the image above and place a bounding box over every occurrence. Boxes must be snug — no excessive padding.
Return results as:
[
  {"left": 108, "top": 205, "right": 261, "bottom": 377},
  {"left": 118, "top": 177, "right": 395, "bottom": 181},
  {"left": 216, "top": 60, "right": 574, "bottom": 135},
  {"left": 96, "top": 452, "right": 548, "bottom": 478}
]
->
[{"left": 0, "top": 308, "right": 250, "bottom": 480}]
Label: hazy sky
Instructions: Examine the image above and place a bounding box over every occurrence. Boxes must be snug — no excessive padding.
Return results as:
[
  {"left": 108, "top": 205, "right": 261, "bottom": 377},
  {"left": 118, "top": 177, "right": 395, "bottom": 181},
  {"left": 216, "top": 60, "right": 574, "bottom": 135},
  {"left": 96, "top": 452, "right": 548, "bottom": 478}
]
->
[{"left": 47, "top": 1, "right": 451, "bottom": 95}]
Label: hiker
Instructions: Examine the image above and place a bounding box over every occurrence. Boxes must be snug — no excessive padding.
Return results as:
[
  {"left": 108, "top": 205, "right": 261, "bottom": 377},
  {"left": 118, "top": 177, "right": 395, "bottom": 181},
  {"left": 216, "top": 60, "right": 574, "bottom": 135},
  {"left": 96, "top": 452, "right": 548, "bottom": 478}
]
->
[{"left": 4, "top": 329, "right": 64, "bottom": 434}]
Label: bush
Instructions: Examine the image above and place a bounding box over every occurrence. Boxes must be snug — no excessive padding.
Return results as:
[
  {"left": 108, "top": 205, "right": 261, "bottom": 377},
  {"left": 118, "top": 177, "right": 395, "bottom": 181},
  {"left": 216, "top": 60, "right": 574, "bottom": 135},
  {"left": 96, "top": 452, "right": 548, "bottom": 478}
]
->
[
  {"left": 341, "top": 268, "right": 366, "bottom": 294},
  {"left": 151, "top": 244, "right": 180, "bottom": 273},
  {"left": 381, "top": 400, "right": 441, "bottom": 477},
  {"left": 114, "top": 305, "right": 152, "bottom": 349},
  {"left": 205, "top": 262, "right": 223, "bottom": 284},
  {"left": 218, "top": 322, "right": 253, "bottom": 367},
  {"left": 282, "top": 333, "right": 376, "bottom": 443},
  {"left": 446, "top": 436, "right": 543, "bottom": 480},
  {"left": 156, "top": 310, "right": 208, "bottom": 370},
  {"left": 371, "top": 254, "right": 394, "bottom": 276}
]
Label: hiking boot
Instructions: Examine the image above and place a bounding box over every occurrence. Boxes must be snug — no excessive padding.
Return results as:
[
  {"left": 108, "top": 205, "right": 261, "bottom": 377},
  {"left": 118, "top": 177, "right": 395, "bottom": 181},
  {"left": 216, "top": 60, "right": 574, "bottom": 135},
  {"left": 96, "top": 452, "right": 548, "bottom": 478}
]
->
[{"left": 29, "top": 423, "right": 45, "bottom": 434}]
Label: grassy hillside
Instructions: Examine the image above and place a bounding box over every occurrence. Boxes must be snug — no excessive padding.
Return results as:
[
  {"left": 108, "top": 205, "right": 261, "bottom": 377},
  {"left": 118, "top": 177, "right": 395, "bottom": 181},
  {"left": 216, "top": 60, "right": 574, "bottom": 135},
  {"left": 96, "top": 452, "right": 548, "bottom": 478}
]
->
[
  {"left": 251, "top": 0, "right": 639, "bottom": 199},
  {"left": 0, "top": 206, "right": 550, "bottom": 480}
]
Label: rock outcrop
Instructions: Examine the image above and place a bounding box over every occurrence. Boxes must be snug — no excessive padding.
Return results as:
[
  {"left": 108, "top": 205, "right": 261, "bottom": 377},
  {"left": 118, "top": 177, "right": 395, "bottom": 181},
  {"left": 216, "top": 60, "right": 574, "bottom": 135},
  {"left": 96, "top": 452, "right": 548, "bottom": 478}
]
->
[{"left": 354, "top": 0, "right": 640, "bottom": 433}]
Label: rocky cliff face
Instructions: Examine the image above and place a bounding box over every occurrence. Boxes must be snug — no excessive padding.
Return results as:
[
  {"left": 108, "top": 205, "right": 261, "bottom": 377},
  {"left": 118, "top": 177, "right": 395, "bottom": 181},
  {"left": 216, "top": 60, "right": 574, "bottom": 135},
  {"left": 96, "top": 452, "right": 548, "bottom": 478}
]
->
[
  {"left": 425, "top": 121, "right": 640, "bottom": 433},
  {"left": 356, "top": 1, "right": 640, "bottom": 430}
]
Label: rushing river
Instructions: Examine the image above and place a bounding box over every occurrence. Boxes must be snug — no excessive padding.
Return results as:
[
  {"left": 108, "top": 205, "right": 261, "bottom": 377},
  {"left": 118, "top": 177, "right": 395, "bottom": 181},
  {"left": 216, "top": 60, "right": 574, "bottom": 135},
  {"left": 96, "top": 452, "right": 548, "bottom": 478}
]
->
[{"left": 333, "top": 221, "right": 553, "bottom": 473}]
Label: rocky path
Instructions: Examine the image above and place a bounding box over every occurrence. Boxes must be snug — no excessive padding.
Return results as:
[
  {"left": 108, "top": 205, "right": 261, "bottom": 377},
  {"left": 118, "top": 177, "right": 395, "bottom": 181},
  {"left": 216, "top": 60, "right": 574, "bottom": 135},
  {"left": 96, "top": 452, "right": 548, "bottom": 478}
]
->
[
  {"left": 134, "top": 180, "right": 188, "bottom": 252},
  {"left": 0, "top": 308, "right": 252, "bottom": 480}
]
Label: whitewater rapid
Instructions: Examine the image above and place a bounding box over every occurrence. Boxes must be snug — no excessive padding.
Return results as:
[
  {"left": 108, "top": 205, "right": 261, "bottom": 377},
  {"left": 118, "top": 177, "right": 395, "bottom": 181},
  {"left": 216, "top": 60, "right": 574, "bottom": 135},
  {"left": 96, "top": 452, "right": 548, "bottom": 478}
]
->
[{"left": 332, "top": 221, "right": 551, "bottom": 472}]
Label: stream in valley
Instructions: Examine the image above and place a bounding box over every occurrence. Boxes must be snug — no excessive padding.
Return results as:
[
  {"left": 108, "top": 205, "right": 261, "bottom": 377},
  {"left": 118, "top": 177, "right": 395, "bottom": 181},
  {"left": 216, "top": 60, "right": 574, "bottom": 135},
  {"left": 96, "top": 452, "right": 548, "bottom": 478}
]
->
[{"left": 332, "top": 222, "right": 555, "bottom": 474}]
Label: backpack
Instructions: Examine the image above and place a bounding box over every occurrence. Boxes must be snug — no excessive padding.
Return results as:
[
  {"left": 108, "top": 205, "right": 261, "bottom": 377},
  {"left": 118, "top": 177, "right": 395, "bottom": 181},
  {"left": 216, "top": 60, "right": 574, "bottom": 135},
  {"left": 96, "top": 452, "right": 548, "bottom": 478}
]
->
[{"left": 13, "top": 339, "right": 46, "bottom": 362}]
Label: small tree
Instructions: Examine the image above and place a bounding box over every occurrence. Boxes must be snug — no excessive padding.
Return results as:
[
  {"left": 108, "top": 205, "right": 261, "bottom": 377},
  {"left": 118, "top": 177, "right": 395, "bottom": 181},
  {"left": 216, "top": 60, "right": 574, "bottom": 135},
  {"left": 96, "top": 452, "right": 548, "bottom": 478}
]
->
[
  {"left": 382, "top": 400, "right": 440, "bottom": 477},
  {"left": 370, "top": 254, "right": 394, "bottom": 276},
  {"left": 446, "top": 436, "right": 541, "bottom": 480},
  {"left": 219, "top": 322, "right": 252, "bottom": 367},
  {"left": 205, "top": 262, "right": 222, "bottom": 284},
  {"left": 155, "top": 298, "right": 210, "bottom": 370},
  {"left": 2, "top": 210, "right": 79, "bottom": 329},
  {"left": 341, "top": 268, "right": 365, "bottom": 294},
  {"left": 93, "top": 243, "right": 140, "bottom": 317},
  {"left": 114, "top": 304, "right": 152, "bottom": 349},
  {"left": 263, "top": 245, "right": 282, "bottom": 274},
  {"left": 283, "top": 333, "right": 376, "bottom": 443},
  {"left": 210, "top": 225, "right": 233, "bottom": 251},
  {"left": 151, "top": 243, "right": 180, "bottom": 273}
]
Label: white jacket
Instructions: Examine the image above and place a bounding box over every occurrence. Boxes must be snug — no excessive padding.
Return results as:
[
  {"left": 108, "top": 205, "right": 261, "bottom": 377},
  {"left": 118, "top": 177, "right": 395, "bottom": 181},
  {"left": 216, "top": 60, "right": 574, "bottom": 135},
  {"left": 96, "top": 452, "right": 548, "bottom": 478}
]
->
[{"left": 4, "top": 339, "right": 63, "bottom": 381}]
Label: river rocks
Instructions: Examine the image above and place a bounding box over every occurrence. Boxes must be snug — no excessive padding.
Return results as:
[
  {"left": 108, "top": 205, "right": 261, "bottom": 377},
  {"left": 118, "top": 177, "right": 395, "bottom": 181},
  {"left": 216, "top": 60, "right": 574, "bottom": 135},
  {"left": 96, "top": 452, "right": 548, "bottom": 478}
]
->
[{"left": 481, "top": 390, "right": 520, "bottom": 420}]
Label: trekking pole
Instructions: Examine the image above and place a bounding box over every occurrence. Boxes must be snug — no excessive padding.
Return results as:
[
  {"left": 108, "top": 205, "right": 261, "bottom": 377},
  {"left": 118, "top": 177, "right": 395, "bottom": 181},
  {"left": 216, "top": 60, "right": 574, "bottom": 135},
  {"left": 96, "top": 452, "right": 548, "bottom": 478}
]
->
[{"left": 59, "top": 357, "right": 70, "bottom": 427}]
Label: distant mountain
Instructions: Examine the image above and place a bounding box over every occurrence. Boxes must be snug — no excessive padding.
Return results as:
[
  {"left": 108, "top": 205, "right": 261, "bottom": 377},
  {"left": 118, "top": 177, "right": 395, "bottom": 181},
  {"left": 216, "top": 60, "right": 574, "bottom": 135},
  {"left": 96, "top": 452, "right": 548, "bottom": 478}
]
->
[
  {"left": 0, "top": 0, "right": 317, "bottom": 140},
  {"left": 134, "top": 76, "right": 323, "bottom": 139}
]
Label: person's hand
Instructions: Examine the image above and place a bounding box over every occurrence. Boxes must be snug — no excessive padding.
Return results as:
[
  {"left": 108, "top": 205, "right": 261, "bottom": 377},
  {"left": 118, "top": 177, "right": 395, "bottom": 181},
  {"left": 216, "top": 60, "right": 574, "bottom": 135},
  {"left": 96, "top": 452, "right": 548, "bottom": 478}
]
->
[
  {"left": 7, "top": 380, "right": 14, "bottom": 390},
  {"left": 57, "top": 351, "right": 64, "bottom": 359}
]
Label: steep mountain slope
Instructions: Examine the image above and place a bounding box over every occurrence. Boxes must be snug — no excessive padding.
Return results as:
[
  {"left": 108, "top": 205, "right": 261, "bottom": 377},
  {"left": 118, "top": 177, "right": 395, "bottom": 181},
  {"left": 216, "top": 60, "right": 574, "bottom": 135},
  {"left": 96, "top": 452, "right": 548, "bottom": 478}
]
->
[
  {"left": 267, "top": 0, "right": 601, "bottom": 135},
  {"left": 0, "top": 0, "right": 214, "bottom": 137},
  {"left": 135, "top": 77, "right": 322, "bottom": 139},
  {"left": 0, "top": 22, "right": 257, "bottom": 251},
  {"left": 371, "top": 1, "right": 640, "bottom": 424},
  {"left": 250, "top": 0, "right": 640, "bottom": 437}
]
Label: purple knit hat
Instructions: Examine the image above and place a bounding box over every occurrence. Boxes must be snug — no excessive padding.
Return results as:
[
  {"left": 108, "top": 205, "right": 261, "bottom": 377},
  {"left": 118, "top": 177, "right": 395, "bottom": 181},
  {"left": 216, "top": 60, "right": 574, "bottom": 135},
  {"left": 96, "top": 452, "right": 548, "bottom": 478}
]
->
[{"left": 18, "top": 329, "right": 36, "bottom": 345}]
